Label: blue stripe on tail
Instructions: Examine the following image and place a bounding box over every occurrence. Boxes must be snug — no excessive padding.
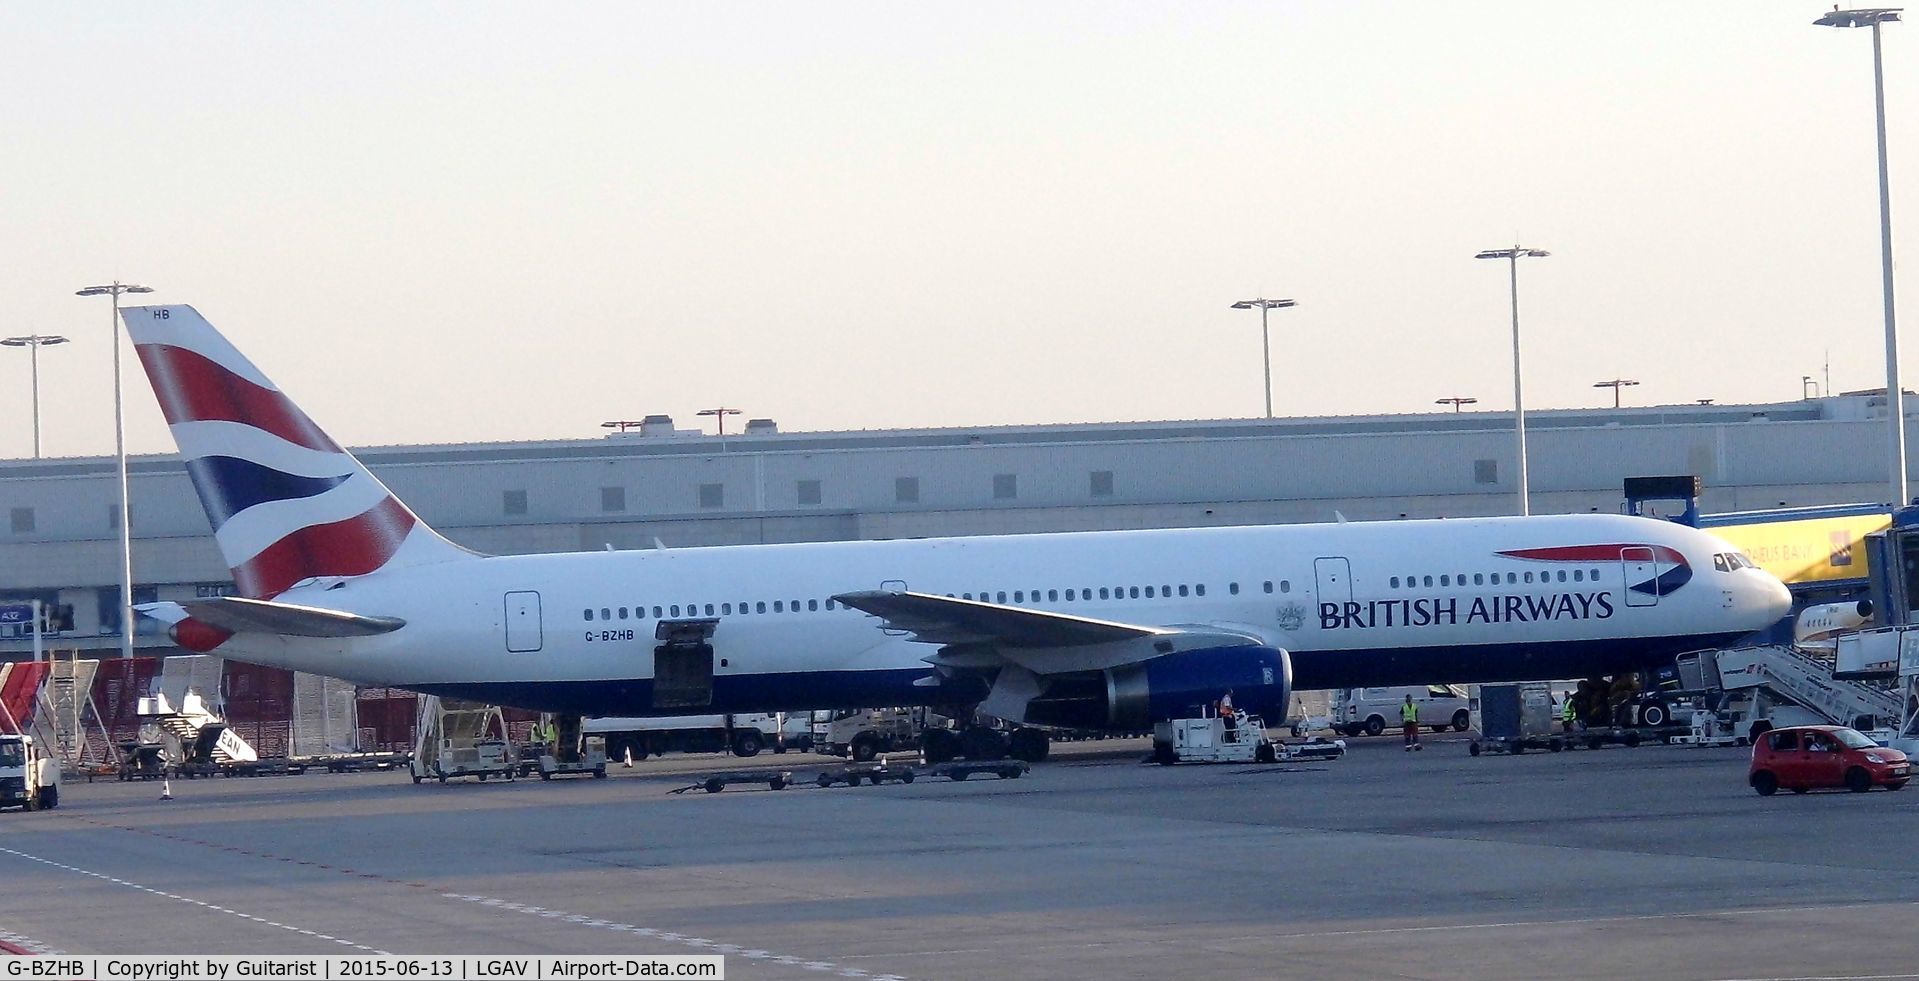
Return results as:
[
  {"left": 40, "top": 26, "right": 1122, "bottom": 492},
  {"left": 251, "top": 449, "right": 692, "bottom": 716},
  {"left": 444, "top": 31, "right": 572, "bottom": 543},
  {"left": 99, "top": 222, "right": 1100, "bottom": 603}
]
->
[{"left": 185, "top": 456, "right": 351, "bottom": 529}]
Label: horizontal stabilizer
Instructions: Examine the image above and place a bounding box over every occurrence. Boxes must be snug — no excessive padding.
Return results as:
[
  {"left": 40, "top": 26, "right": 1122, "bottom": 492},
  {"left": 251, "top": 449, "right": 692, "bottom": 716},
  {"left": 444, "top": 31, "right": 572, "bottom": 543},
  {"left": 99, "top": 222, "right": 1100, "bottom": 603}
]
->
[{"left": 171, "top": 596, "right": 405, "bottom": 638}]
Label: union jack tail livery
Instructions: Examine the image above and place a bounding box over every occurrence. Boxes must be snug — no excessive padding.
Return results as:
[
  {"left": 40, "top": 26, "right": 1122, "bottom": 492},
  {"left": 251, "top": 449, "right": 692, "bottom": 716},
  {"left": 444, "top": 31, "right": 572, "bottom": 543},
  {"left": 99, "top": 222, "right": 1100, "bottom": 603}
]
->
[{"left": 124, "top": 304, "right": 478, "bottom": 599}]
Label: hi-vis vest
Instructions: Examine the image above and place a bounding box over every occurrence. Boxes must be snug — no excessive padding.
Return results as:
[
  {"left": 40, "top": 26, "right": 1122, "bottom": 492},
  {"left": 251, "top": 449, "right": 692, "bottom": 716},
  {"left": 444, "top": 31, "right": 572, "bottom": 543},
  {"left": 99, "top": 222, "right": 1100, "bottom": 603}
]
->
[{"left": 1401, "top": 702, "right": 1418, "bottom": 723}]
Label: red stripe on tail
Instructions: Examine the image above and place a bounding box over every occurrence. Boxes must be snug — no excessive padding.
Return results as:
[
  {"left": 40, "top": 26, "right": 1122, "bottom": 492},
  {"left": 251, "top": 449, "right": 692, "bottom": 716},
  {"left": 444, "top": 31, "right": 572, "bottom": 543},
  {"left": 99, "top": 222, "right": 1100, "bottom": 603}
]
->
[
  {"left": 135, "top": 343, "right": 340, "bottom": 452},
  {"left": 233, "top": 496, "right": 417, "bottom": 598}
]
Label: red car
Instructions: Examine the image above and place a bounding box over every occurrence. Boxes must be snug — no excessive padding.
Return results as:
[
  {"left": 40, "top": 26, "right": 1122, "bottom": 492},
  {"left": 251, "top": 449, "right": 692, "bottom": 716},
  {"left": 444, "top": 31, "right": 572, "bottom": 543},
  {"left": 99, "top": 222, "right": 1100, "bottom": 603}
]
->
[{"left": 1749, "top": 725, "right": 1909, "bottom": 796}]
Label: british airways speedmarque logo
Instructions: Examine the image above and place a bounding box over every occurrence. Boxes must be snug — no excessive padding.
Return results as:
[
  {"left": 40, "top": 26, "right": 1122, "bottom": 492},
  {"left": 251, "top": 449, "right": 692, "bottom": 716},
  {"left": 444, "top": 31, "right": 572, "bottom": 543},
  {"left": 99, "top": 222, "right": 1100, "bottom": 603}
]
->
[
  {"left": 1315, "top": 543, "right": 1688, "bottom": 631},
  {"left": 1497, "top": 543, "right": 1692, "bottom": 597}
]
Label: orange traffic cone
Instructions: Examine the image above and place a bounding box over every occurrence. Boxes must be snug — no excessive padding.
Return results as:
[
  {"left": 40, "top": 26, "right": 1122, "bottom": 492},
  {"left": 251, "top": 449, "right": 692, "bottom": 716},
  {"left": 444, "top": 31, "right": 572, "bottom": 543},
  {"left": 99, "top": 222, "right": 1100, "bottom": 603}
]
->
[{"left": 159, "top": 779, "right": 173, "bottom": 801}]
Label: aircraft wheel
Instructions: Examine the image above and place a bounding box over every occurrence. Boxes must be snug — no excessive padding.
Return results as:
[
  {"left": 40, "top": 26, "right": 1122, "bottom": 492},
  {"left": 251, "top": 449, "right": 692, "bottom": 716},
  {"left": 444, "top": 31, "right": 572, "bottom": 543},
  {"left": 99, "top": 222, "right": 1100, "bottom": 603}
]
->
[{"left": 1008, "top": 728, "right": 1049, "bottom": 763}]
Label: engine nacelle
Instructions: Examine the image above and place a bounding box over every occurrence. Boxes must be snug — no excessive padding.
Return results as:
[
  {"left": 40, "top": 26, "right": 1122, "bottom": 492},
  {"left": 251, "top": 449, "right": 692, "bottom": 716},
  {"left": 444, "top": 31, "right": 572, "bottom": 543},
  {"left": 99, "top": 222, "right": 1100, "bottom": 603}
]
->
[{"left": 1019, "top": 645, "right": 1292, "bottom": 731}]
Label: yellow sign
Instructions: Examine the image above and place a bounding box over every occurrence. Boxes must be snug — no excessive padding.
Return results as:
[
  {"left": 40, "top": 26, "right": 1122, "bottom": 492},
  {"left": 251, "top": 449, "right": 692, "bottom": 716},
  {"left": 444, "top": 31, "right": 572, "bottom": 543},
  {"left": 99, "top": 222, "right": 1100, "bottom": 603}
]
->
[{"left": 1707, "top": 513, "right": 1891, "bottom": 585}]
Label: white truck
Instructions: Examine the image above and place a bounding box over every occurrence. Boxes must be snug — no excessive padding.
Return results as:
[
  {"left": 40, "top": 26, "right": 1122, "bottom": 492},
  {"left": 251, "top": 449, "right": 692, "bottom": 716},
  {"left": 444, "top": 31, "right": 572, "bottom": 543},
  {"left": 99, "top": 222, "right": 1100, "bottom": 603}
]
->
[
  {"left": 0, "top": 733, "right": 60, "bottom": 811},
  {"left": 585, "top": 713, "right": 796, "bottom": 762}
]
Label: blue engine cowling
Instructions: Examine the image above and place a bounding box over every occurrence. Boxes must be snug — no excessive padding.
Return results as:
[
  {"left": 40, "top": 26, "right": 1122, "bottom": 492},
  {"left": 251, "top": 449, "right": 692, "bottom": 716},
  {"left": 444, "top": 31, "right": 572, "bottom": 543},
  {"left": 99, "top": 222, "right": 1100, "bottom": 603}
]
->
[
  {"left": 1106, "top": 645, "right": 1292, "bottom": 730},
  {"left": 1017, "top": 645, "right": 1293, "bottom": 731}
]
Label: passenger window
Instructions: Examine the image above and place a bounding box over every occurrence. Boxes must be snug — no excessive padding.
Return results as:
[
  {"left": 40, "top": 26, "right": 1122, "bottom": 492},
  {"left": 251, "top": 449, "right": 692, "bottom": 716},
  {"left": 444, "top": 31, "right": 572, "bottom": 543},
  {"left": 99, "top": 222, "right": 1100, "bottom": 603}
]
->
[
  {"left": 617, "top": 608, "right": 628, "bottom": 620},
  {"left": 652, "top": 606, "right": 663, "bottom": 618},
  {"left": 1178, "top": 585, "right": 1188, "bottom": 597},
  {"left": 1195, "top": 584, "right": 1206, "bottom": 597},
  {"left": 600, "top": 608, "right": 611, "bottom": 620},
  {"left": 1427, "top": 685, "right": 1450, "bottom": 698},
  {"left": 998, "top": 592, "right": 1008, "bottom": 603},
  {"left": 756, "top": 602, "right": 767, "bottom": 614},
  {"left": 1507, "top": 573, "right": 1518, "bottom": 584},
  {"left": 1065, "top": 589, "right": 1075, "bottom": 601},
  {"left": 1770, "top": 731, "right": 1799, "bottom": 751},
  {"left": 1523, "top": 572, "right": 1533, "bottom": 584},
  {"left": 1263, "top": 581, "right": 1274, "bottom": 594},
  {"left": 1440, "top": 575, "right": 1450, "bottom": 587},
  {"left": 1573, "top": 570, "right": 1583, "bottom": 582},
  {"left": 1145, "top": 586, "right": 1156, "bottom": 598},
  {"left": 1161, "top": 584, "right": 1171, "bottom": 596},
  {"left": 1589, "top": 568, "right": 1600, "bottom": 580},
  {"left": 809, "top": 600, "right": 819, "bottom": 611},
  {"left": 774, "top": 601, "right": 784, "bottom": 613},
  {"left": 722, "top": 603, "right": 732, "bottom": 615},
  {"left": 1557, "top": 571, "right": 1567, "bottom": 583},
  {"left": 1391, "top": 577, "right": 1400, "bottom": 589},
  {"left": 1422, "top": 576, "right": 1433, "bottom": 588},
  {"left": 1281, "top": 580, "right": 1291, "bottom": 593},
  {"left": 1048, "top": 590, "right": 1059, "bottom": 601},
  {"left": 1100, "top": 588, "right": 1110, "bottom": 599},
  {"left": 670, "top": 605, "right": 680, "bottom": 617},
  {"left": 583, "top": 609, "right": 594, "bottom": 621},
  {"left": 1473, "top": 574, "right": 1484, "bottom": 585},
  {"left": 704, "top": 604, "right": 715, "bottom": 616},
  {"left": 1015, "top": 591, "right": 1025, "bottom": 603},
  {"left": 1229, "top": 583, "right": 1240, "bottom": 595}
]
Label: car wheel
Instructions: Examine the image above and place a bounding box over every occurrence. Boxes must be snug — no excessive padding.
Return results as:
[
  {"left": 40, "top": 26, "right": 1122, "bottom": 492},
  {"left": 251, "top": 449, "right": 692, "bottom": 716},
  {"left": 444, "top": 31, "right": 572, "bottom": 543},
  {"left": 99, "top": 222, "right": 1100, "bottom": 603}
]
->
[
  {"left": 1623, "top": 731, "right": 1642, "bottom": 748},
  {"left": 1364, "top": 716, "right": 1386, "bottom": 737},
  {"left": 732, "top": 731, "right": 763, "bottom": 758},
  {"left": 42, "top": 786, "right": 58, "bottom": 809},
  {"left": 1452, "top": 710, "right": 1471, "bottom": 732},
  {"left": 704, "top": 778, "right": 724, "bottom": 794},
  {"left": 768, "top": 775, "right": 786, "bottom": 791},
  {"left": 1468, "top": 742, "right": 1481, "bottom": 757},
  {"left": 1153, "top": 743, "right": 1176, "bottom": 766},
  {"left": 1548, "top": 738, "right": 1563, "bottom": 753},
  {"left": 900, "top": 770, "right": 915, "bottom": 784},
  {"left": 1587, "top": 736, "right": 1604, "bottom": 751},
  {"left": 1255, "top": 742, "right": 1276, "bottom": 764},
  {"left": 1846, "top": 768, "right": 1873, "bottom": 793},
  {"left": 816, "top": 774, "right": 834, "bottom": 788},
  {"left": 1641, "top": 703, "right": 1668, "bottom": 727},
  {"left": 1291, "top": 723, "right": 1305, "bottom": 738},
  {"left": 850, "top": 737, "right": 879, "bottom": 763},
  {"left": 1752, "top": 771, "right": 1779, "bottom": 796}
]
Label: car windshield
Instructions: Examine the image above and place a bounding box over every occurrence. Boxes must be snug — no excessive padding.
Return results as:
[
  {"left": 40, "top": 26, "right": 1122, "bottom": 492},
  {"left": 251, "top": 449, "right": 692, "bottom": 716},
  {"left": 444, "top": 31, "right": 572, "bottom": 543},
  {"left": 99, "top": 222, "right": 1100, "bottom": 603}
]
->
[
  {"left": 0, "top": 742, "right": 22, "bottom": 768},
  {"left": 1834, "top": 728, "right": 1878, "bottom": 750}
]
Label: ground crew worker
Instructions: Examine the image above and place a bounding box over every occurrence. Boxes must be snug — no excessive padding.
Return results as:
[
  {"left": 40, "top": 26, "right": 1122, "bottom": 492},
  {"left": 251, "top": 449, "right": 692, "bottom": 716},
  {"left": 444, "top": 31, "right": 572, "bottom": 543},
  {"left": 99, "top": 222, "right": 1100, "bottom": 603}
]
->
[
  {"left": 1401, "top": 694, "right": 1422, "bottom": 751},
  {"left": 1218, "top": 690, "right": 1238, "bottom": 734},
  {"left": 1561, "top": 694, "right": 1577, "bottom": 733}
]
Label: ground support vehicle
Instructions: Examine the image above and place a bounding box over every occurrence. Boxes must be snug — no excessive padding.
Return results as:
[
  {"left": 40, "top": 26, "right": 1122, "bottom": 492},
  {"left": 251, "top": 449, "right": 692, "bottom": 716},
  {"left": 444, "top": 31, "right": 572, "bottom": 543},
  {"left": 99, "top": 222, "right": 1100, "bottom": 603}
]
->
[
  {"left": 1749, "top": 724, "right": 1910, "bottom": 795},
  {"left": 318, "top": 751, "right": 410, "bottom": 773},
  {"left": 539, "top": 735, "right": 609, "bottom": 780},
  {"left": 1668, "top": 709, "right": 1750, "bottom": 748},
  {"left": 1336, "top": 685, "right": 1473, "bottom": 737},
  {"left": 0, "top": 734, "right": 59, "bottom": 811},
  {"left": 410, "top": 697, "right": 516, "bottom": 784},
  {"left": 815, "top": 761, "right": 917, "bottom": 787},
  {"left": 589, "top": 713, "right": 785, "bottom": 762},
  {"left": 928, "top": 760, "right": 1028, "bottom": 781},
  {"left": 117, "top": 742, "right": 168, "bottom": 780},
  {"left": 1151, "top": 713, "right": 1278, "bottom": 765},
  {"left": 1277, "top": 737, "right": 1347, "bottom": 761},
  {"left": 673, "top": 770, "right": 795, "bottom": 794}
]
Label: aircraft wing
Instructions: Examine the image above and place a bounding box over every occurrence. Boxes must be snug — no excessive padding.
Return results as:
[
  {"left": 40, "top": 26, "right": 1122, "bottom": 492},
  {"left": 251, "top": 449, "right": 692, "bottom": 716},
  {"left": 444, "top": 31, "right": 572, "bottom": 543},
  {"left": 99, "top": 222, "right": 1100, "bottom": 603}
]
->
[
  {"left": 830, "top": 589, "right": 1263, "bottom": 672},
  {"left": 151, "top": 597, "right": 406, "bottom": 638}
]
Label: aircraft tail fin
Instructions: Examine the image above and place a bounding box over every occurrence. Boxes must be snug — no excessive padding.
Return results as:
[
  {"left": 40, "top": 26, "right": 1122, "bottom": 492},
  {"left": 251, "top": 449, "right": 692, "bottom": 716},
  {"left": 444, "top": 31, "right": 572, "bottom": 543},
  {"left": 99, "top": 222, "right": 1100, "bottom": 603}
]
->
[{"left": 123, "top": 304, "right": 480, "bottom": 599}]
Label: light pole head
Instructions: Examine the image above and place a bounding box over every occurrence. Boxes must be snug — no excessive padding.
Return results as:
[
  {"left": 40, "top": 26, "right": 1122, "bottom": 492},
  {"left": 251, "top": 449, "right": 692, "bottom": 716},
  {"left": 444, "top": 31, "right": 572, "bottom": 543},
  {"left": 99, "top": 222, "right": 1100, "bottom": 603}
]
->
[
  {"left": 1815, "top": 7, "right": 1901, "bottom": 27},
  {"left": 2, "top": 335, "right": 70, "bottom": 348},
  {"left": 76, "top": 283, "right": 156, "bottom": 297},
  {"left": 1475, "top": 248, "right": 1551, "bottom": 260},
  {"left": 1230, "top": 298, "right": 1297, "bottom": 310}
]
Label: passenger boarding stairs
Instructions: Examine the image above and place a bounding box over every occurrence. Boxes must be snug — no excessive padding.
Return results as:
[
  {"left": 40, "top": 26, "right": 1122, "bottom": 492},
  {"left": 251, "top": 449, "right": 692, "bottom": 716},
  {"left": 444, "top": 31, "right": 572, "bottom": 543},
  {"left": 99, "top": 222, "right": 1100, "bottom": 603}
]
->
[
  {"left": 39, "top": 652, "right": 113, "bottom": 770},
  {"left": 412, "top": 696, "right": 507, "bottom": 776},
  {"left": 137, "top": 691, "right": 260, "bottom": 765},
  {"left": 1702, "top": 645, "right": 1904, "bottom": 730}
]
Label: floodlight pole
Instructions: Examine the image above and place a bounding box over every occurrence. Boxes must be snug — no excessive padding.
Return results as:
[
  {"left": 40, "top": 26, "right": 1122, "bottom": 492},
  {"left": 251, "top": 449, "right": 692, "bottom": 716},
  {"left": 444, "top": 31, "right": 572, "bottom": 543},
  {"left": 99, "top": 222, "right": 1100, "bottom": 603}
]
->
[
  {"left": 2, "top": 334, "right": 70, "bottom": 458},
  {"left": 77, "top": 281, "right": 155, "bottom": 659},
  {"left": 1817, "top": 6, "right": 1906, "bottom": 505},
  {"left": 1476, "top": 246, "right": 1549, "bottom": 516},
  {"left": 1230, "top": 298, "right": 1297, "bottom": 419}
]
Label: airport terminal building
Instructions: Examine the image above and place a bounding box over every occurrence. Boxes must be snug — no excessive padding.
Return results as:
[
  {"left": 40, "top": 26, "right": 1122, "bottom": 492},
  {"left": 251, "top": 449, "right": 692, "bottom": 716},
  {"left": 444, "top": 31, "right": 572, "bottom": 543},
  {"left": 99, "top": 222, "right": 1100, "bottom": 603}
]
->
[{"left": 2, "top": 393, "right": 1913, "bottom": 660}]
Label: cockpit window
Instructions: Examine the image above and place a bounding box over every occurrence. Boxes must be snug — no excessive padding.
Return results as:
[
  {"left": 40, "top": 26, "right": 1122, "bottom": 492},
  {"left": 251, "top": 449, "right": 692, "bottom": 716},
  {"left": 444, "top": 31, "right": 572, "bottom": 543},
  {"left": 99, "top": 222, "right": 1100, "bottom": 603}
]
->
[
  {"left": 1713, "top": 552, "right": 1758, "bottom": 573},
  {"left": 1713, "top": 554, "right": 1729, "bottom": 573}
]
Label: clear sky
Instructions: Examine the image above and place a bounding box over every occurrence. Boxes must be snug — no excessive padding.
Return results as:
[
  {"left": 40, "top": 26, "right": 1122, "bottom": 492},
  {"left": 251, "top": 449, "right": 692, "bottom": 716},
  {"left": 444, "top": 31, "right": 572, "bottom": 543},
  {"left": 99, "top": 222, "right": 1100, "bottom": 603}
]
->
[{"left": 3, "top": 1, "right": 1916, "bottom": 458}]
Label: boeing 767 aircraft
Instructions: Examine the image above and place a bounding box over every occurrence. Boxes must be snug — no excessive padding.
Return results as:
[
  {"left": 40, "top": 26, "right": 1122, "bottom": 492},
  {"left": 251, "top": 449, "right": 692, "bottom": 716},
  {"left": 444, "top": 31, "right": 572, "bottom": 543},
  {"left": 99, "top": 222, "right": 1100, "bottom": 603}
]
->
[{"left": 128, "top": 304, "right": 1791, "bottom": 762}]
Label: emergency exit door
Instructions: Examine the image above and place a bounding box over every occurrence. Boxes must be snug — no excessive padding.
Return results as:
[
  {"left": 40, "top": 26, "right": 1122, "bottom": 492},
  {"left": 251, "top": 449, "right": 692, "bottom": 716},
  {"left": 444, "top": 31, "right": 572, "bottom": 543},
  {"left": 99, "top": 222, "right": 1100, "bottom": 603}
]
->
[
  {"left": 1621, "top": 547, "right": 1658, "bottom": 607},
  {"left": 1314, "top": 557, "right": 1352, "bottom": 605},
  {"left": 504, "top": 591, "right": 543, "bottom": 652}
]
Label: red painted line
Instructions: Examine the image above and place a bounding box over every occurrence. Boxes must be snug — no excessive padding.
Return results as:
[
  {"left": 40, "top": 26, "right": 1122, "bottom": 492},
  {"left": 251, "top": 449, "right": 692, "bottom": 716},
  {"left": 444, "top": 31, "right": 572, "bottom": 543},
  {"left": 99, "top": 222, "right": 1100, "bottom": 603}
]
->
[{"left": 0, "top": 937, "right": 36, "bottom": 955}]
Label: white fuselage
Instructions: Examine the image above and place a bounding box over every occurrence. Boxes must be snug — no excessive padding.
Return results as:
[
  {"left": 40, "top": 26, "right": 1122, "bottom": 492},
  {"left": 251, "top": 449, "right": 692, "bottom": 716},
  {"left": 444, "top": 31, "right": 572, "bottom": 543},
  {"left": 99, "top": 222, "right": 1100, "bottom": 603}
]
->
[{"left": 212, "top": 512, "right": 1790, "bottom": 719}]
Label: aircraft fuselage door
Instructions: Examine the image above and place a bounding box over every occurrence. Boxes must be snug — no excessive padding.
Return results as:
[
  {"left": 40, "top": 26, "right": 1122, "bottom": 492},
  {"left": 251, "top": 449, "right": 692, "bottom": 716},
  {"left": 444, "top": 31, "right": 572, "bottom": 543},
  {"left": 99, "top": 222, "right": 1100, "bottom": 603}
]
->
[
  {"left": 1314, "top": 557, "right": 1352, "bottom": 605},
  {"left": 505, "top": 591, "right": 543, "bottom": 652},
  {"left": 1622, "top": 547, "right": 1658, "bottom": 607}
]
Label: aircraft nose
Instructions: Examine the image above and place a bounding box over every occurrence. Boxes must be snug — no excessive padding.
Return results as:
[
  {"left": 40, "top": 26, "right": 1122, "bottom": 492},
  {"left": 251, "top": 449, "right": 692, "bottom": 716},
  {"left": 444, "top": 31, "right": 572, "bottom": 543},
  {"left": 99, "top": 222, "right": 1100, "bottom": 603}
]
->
[{"left": 1754, "top": 574, "right": 1792, "bottom": 623}]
